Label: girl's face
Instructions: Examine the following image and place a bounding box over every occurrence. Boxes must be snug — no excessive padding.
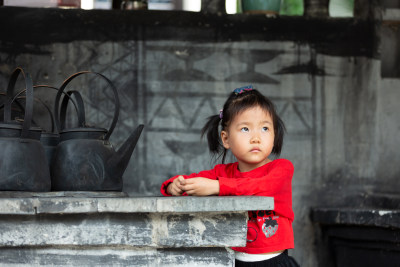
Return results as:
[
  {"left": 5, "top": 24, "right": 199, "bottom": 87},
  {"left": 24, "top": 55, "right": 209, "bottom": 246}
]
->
[{"left": 221, "top": 106, "right": 275, "bottom": 172}]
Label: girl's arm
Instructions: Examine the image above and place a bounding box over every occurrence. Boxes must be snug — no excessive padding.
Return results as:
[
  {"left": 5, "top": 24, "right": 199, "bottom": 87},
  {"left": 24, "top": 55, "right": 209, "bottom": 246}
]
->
[
  {"left": 180, "top": 161, "right": 293, "bottom": 197},
  {"left": 161, "top": 159, "right": 293, "bottom": 197},
  {"left": 160, "top": 168, "right": 219, "bottom": 196},
  {"left": 174, "top": 160, "right": 293, "bottom": 196}
]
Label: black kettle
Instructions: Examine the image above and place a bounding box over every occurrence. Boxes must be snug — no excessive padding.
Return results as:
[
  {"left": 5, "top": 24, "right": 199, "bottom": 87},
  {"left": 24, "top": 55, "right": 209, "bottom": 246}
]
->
[
  {"left": 0, "top": 67, "right": 51, "bottom": 191},
  {"left": 41, "top": 89, "right": 86, "bottom": 169},
  {"left": 9, "top": 85, "right": 82, "bottom": 172},
  {"left": 51, "top": 71, "right": 144, "bottom": 191}
]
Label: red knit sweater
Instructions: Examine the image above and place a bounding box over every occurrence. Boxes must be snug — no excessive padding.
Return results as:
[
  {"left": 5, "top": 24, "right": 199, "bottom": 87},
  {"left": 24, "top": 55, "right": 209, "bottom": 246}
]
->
[{"left": 160, "top": 158, "right": 295, "bottom": 254}]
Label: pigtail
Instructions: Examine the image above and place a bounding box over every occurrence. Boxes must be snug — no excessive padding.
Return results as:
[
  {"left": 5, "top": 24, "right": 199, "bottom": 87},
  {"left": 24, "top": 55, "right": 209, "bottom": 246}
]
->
[
  {"left": 201, "top": 114, "right": 223, "bottom": 156},
  {"left": 272, "top": 115, "right": 286, "bottom": 156}
]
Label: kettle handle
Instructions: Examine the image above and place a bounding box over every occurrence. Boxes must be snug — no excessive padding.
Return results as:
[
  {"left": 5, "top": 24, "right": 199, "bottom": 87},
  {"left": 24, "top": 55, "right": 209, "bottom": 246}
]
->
[
  {"left": 0, "top": 92, "right": 27, "bottom": 119},
  {"left": 54, "top": 71, "right": 119, "bottom": 140},
  {"left": 9, "top": 85, "right": 81, "bottom": 134},
  {"left": 13, "top": 95, "right": 54, "bottom": 133},
  {"left": 60, "top": 90, "right": 86, "bottom": 129},
  {"left": 4, "top": 67, "right": 34, "bottom": 139}
]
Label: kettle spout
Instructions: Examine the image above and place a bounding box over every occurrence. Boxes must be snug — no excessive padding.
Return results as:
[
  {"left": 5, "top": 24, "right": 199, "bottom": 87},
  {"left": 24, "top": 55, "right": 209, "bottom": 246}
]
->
[{"left": 107, "top": 124, "right": 144, "bottom": 177}]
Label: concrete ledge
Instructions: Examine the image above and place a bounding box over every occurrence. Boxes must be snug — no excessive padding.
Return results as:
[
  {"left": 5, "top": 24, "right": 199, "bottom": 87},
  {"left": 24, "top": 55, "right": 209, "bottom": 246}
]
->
[
  {"left": 0, "top": 193, "right": 274, "bottom": 214},
  {"left": 0, "top": 194, "right": 272, "bottom": 266},
  {"left": 0, "top": 212, "right": 247, "bottom": 248},
  {"left": 311, "top": 208, "right": 400, "bottom": 228},
  {"left": 0, "top": 247, "right": 234, "bottom": 267}
]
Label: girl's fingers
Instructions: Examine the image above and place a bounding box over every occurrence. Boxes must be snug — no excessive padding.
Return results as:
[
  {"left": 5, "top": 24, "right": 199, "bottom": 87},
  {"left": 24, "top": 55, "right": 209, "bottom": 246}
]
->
[
  {"left": 171, "top": 184, "right": 183, "bottom": 195},
  {"left": 181, "top": 183, "right": 195, "bottom": 192},
  {"left": 175, "top": 187, "right": 182, "bottom": 194},
  {"left": 181, "top": 178, "right": 194, "bottom": 184}
]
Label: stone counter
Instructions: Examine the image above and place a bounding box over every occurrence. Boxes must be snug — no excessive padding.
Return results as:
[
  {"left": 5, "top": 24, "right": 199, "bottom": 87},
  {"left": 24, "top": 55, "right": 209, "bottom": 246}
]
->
[{"left": 0, "top": 193, "right": 273, "bottom": 266}]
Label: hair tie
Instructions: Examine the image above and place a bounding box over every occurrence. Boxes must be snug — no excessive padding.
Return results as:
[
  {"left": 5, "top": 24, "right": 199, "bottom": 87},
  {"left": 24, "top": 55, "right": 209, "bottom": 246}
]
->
[
  {"left": 219, "top": 109, "right": 223, "bottom": 119},
  {"left": 234, "top": 85, "right": 253, "bottom": 95}
]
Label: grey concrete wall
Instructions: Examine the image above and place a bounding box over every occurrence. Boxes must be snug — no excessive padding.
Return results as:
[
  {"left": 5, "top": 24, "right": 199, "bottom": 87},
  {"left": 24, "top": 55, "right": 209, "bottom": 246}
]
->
[{"left": 0, "top": 4, "right": 399, "bottom": 266}]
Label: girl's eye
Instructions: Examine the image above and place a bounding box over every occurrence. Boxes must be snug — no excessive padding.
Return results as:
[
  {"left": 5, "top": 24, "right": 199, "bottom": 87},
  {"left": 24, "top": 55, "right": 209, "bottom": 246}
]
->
[
  {"left": 262, "top": 127, "right": 269, "bottom": 132},
  {"left": 241, "top": 127, "right": 249, "bottom": 132}
]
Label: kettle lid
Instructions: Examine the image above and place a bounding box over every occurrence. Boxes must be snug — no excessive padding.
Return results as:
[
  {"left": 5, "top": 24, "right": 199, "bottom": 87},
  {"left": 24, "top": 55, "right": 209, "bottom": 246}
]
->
[
  {"left": 0, "top": 121, "right": 42, "bottom": 139},
  {"left": 59, "top": 127, "right": 108, "bottom": 141},
  {"left": 60, "top": 127, "right": 107, "bottom": 134}
]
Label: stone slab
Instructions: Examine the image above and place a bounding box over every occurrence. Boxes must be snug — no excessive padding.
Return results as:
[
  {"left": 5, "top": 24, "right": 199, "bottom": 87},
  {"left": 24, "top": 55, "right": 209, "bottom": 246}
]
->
[
  {"left": 0, "top": 195, "right": 274, "bottom": 215},
  {"left": 0, "top": 212, "right": 247, "bottom": 248},
  {"left": 311, "top": 208, "right": 400, "bottom": 228},
  {"left": 0, "top": 191, "right": 128, "bottom": 198},
  {"left": 0, "top": 247, "right": 234, "bottom": 267}
]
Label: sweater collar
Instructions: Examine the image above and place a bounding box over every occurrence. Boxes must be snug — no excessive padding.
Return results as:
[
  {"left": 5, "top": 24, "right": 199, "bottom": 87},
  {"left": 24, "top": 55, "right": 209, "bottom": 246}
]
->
[{"left": 234, "top": 159, "right": 275, "bottom": 177}]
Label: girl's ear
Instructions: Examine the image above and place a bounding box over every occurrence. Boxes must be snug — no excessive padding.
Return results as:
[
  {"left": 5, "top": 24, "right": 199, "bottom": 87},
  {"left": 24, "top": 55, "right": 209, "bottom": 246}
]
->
[{"left": 221, "top": 130, "right": 230, "bottom": 149}]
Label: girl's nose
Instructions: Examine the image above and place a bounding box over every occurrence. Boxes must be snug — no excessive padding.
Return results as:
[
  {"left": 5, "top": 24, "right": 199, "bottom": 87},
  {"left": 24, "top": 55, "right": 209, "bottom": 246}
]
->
[{"left": 251, "top": 135, "right": 261, "bottom": 143}]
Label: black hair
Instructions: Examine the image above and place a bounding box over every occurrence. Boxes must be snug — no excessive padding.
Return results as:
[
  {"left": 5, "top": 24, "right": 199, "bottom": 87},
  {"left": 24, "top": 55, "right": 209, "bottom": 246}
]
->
[{"left": 201, "top": 89, "right": 285, "bottom": 163}]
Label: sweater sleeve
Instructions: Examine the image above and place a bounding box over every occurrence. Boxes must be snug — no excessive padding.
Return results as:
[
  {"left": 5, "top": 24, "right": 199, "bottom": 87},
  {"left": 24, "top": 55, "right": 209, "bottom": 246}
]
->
[
  {"left": 160, "top": 167, "right": 219, "bottom": 196},
  {"left": 218, "top": 159, "right": 294, "bottom": 197}
]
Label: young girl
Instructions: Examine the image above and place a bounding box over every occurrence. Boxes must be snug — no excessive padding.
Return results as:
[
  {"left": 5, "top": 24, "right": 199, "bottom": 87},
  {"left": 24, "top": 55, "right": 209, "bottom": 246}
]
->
[{"left": 160, "top": 85, "right": 298, "bottom": 267}]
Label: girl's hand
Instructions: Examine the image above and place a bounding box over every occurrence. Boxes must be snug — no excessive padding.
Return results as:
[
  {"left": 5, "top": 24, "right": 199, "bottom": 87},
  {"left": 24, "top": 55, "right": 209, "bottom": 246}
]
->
[
  {"left": 180, "top": 177, "right": 220, "bottom": 196},
  {"left": 167, "top": 175, "right": 185, "bottom": 196}
]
